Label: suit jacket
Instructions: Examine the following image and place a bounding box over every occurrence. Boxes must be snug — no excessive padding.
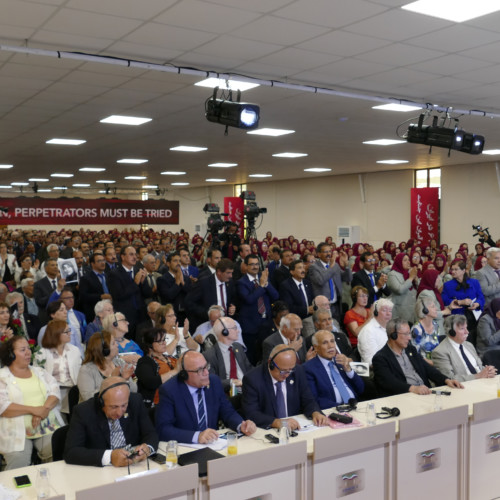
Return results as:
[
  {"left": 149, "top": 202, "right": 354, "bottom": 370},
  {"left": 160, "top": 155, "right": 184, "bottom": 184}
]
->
[
  {"left": 477, "top": 264, "right": 500, "bottom": 305},
  {"left": 241, "top": 363, "right": 321, "bottom": 427},
  {"left": 307, "top": 260, "right": 352, "bottom": 313},
  {"left": 279, "top": 278, "right": 313, "bottom": 319},
  {"left": 34, "top": 276, "right": 57, "bottom": 324},
  {"left": 431, "top": 337, "right": 483, "bottom": 382},
  {"left": 351, "top": 270, "right": 391, "bottom": 307},
  {"left": 156, "top": 271, "right": 192, "bottom": 315},
  {"left": 21, "top": 312, "right": 41, "bottom": 342},
  {"left": 79, "top": 271, "right": 108, "bottom": 323},
  {"left": 198, "top": 266, "right": 215, "bottom": 281},
  {"left": 203, "top": 341, "right": 253, "bottom": 391},
  {"left": 271, "top": 265, "right": 291, "bottom": 290},
  {"left": 237, "top": 274, "right": 278, "bottom": 335},
  {"left": 60, "top": 246, "right": 79, "bottom": 259},
  {"left": 372, "top": 343, "right": 448, "bottom": 396},
  {"left": 156, "top": 374, "right": 243, "bottom": 443},
  {"left": 64, "top": 392, "right": 159, "bottom": 467},
  {"left": 303, "top": 356, "right": 364, "bottom": 409},
  {"left": 262, "top": 331, "right": 308, "bottom": 364}
]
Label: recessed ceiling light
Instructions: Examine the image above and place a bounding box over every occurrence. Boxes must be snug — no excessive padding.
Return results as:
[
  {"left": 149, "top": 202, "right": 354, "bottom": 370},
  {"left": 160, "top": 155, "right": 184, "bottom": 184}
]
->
[
  {"left": 37, "top": 189, "right": 52, "bottom": 192},
  {"left": 124, "top": 176, "right": 147, "bottom": 180},
  {"left": 142, "top": 185, "right": 158, "bottom": 189},
  {"left": 170, "top": 146, "right": 207, "bottom": 152},
  {"left": 304, "top": 168, "right": 332, "bottom": 173},
  {"left": 11, "top": 182, "right": 29, "bottom": 186},
  {"left": 46, "top": 138, "right": 86, "bottom": 145},
  {"left": 80, "top": 167, "right": 106, "bottom": 172},
  {"left": 372, "top": 104, "right": 422, "bottom": 112},
  {"left": 0, "top": 185, "right": 12, "bottom": 189},
  {"left": 482, "top": 149, "right": 500, "bottom": 155},
  {"left": 376, "top": 160, "right": 409, "bottom": 164},
  {"left": 100, "top": 115, "right": 152, "bottom": 126},
  {"left": 171, "top": 182, "right": 190, "bottom": 186},
  {"left": 195, "top": 78, "right": 260, "bottom": 91},
  {"left": 117, "top": 159, "right": 148, "bottom": 164},
  {"left": 208, "top": 163, "right": 238, "bottom": 168},
  {"left": 206, "top": 178, "right": 226, "bottom": 182},
  {"left": 98, "top": 190, "right": 107, "bottom": 194},
  {"left": 29, "top": 178, "right": 49, "bottom": 182},
  {"left": 161, "top": 171, "right": 186, "bottom": 176},
  {"left": 249, "top": 174, "right": 272, "bottom": 178},
  {"left": 96, "top": 180, "right": 116, "bottom": 184},
  {"left": 0, "top": 164, "right": 13, "bottom": 169},
  {"left": 52, "top": 186, "right": 67, "bottom": 190},
  {"left": 272, "top": 153, "right": 308, "bottom": 158},
  {"left": 247, "top": 128, "right": 295, "bottom": 137},
  {"left": 363, "top": 139, "right": 406, "bottom": 146},
  {"left": 402, "top": 0, "right": 500, "bottom": 22},
  {"left": 50, "top": 173, "right": 74, "bottom": 178},
  {"left": 72, "top": 184, "right": 90, "bottom": 187}
]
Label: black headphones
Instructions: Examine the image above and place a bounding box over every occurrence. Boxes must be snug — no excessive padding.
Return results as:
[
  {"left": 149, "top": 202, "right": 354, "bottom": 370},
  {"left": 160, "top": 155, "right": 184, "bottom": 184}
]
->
[
  {"left": 312, "top": 298, "right": 318, "bottom": 312},
  {"left": 388, "top": 322, "right": 398, "bottom": 341},
  {"left": 422, "top": 303, "right": 429, "bottom": 315},
  {"left": 178, "top": 349, "right": 198, "bottom": 382},
  {"left": 112, "top": 314, "right": 118, "bottom": 328},
  {"left": 218, "top": 318, "right": 229, "bottom": 337},
  {"left": 100, "top": 330, "right": 110, "bottom": 357},
  {"left": 449, "top": 324, "right": 456, "bottom": 337},
  {"left": 98, "top": 381, "right": 129, "bottom": 407},
  {"left": 376, "top": 406, "right": 400, "bottom": 419},
  {"left": 7, "top": 343, "right": 16, "bottom": 363},
  {"left": 374, "top": 302, "right": 379, "bottom": 317},
  {"left": 268, "top": 347, "right": 296, "bottom": 371}
]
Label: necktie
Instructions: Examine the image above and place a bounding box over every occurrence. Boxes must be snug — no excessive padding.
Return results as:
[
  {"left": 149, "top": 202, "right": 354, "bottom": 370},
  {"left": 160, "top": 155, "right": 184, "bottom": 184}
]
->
[
  {"left": 254, "top": 280, "right": 266, "bottom": 316},
  {"left": 228, "top": 346, "right": 237, "bottom": 379},
  {"left": 51, "top": 279, "right": 57, "bottom": 290},
  {"left": 325, "top": 264, "right": 334, "bottom": 301},
  {"left": 275, "top": 381, "right": 286, "bottom": 418},
  {"left": 109, "top": 419, "right": 127, "bottom": 449},
  {"left": 328, "top": 361, "right": 352, "bottom": 404},
  {"left": 298, "top": 283, "right": 307, "bottom": 308},
  {"left": 148, "top": 274, "right": 154, "bottom": 289},
  {"left": 495, "top": 269, "right": 500, "bottom": 280},
  {"left": 459, "top": 344, "right": 477, "bottom": 374},
  {"left": 220, "top": 284, "right": 227, "bottom": 313},
  {"left": 369, "top": 273, "right": 377, "bottom": 300},
  {"left": 128, "top": 270, "right": 134, "bottom": 281},
  {"left": 98, "top": 273, "right": 109, "bottom": 294},
  {"left": 197, "top": 388, "right": 207, "bottom": 431}
]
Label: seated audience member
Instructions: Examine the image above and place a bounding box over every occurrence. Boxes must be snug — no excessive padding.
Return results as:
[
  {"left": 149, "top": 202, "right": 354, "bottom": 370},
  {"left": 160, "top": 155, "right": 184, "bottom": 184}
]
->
[
  {"left": 372, "top": 318, "right": 464, "bottom": 396},
  {"left": 242, "top": 344, "right": 329, "bottom": 430},
  {"left": 278, "top": 259, "right": 313, "bottom": 319},
  {"left": 304, "top": 330, "right": 364, "bottom": 409},
  {"left": 357, "top": 298, "right": 394, "bottom": 365},
  {"left": 351, "top": 251, "right": 391, "bottom": 307},
  {"left": 156, "top": 350, "right": 256, "bottom": 443},
  {"left": 302, "top": 295, "right": 342, "bottom": 340},
  {"left": 431, "top": 315, "right": 496, "bottom": 382},
  {"left": 309, "top": 307, "right": 352, "bottom": 355},
  {"left": 64, "top": 377, "right": 158, "bottom": 467},
  {"left": 192, "top": 305, "right": 225, "bottom": 345},
  {"left": 136, "top": 327, "right": 179, "bottom": 408},
  {"left": 155, "top": 304, "right": 199, "bottom": 356},
  {"left": 33, "top": 319, "right": 82, "bottom": 415},
  {"left": 203, "top": 317, "right": 253, "bottom": 393},
  {"left": 262, "top": 313, "right": 313, "bottom": 365},
  {"left": 77, "top": 331, "right": 137, "bottom": 401},
  {"left": 6, "top": 292, "right": 41, "bottom": 342},
  {"left": 476, "top": 298, "right": 500, "bottom": 368},
  {"left": 136, "top": 300, "right": 161, "bottom": 348},
  {"left": 0, "top": 336, "right": 62, "bottom": 470},
  {"left": 84, "top": 299, "right": 114, "bottom": 342},
  {"left": 21, "top": 278, "right": 39, "bottom": 318},
  {"left": 102, "top": 312, "right": 143, "bottom": 365},
  {"left": 0, "top": 301, "right": 19, "bottom": 340},
  {"left": 343, "top": 286, "right": 373, "bottom": 347},
  {"left": 476, "top": 247, "right": 500, "bottom": 305},
  {"left": 411, "top": 298, "right": 441, "bottom": 363}
]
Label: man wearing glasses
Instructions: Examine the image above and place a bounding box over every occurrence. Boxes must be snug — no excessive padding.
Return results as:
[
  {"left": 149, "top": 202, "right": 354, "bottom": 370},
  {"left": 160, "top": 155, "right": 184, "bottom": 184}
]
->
[
  {"left": 156, "top": 350, "right": 256, "bottom": 443},
  {"left": 242, "top": 344, "right": 329, "bottom": 431},
  {"left": 351, "top": 252, "right": 390, "bottom": 307}
]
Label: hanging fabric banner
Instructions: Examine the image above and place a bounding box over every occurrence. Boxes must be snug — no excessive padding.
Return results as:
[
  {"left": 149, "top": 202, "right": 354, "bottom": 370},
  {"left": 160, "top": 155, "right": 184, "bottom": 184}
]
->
[{"left": 410, "top": 187, "right": 439, "bottom": 245}]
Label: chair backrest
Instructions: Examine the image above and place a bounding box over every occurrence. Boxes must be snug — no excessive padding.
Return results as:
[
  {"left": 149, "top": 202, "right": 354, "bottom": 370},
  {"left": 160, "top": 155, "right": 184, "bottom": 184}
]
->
[
  {"left": 51, "top": 425, "right": 70, "bottom": 462},
  {"left": 68, "top": 385, "right": 80, "bottom": 422}
]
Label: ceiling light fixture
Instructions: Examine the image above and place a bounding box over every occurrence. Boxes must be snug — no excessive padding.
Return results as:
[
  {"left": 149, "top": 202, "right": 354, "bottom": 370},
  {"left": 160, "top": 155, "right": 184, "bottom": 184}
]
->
[
  {"left": 373, "top": 103, "right": 422, "bottom": 112},
  {"left": 117, "top": 159, "right": 148, "bottom": 164},
  {"left": 272, "top": 153, "right": 308, "bottom": 158},
  {"left": 482, "top": 149, "right": 500, "bottom": 155},
  {"left": 376, "top": 160, "right": 409, "bottom": 164},
  {"left": 304, "top": 168, "right": 332, "bottom": 173},
  {"left": 249, "top": 174, "right": 272, "bottom": 178},
  {"left": 247, "top": 128, "right": 294, "bottom": 137},
  {"left": 100, "top": 115, "right": 152, "bottom": 125},
  {"left": 161, "top": 171, "right": 186, "bottom": 176},
  {"left": 80, "top": 167, "right": 106, "bottom": 172},
  {"left": 171, "top": 182, "right": 190, "bottom": 186},
  {"left": 169, "top": 146, "right": 207, "bottom": 153},
  {"left": 96, "top": 180, "right": 116, "bottom": 184},
  {"left": 195, "top": 78, "right": 259, "bottom": 91},
  {"left": 124, "top": 176, "right": 147, "bottom": 180},
  {"left": 29, "top": 178, "right": 49, "bottom": 182},
  {"left": 208, "top": 163, "right": 238, "bottom": 168},
  {"left": 363, "top": 139, "right": 406, "bottom": 146},
  {"left": 0, "top": 164, "right": 13, "bottom": 169},
  {"left": 402, "top": 0, "right": 500, "bottom": 22},
  {"left": 51, "top": 173, "right": 74, "bottom": 178},
  {"left": 46, "top": 138, "right": 86, "bottom": 145},
  {"left": 206, "top": 178, "right": 226, "bottom": 182},
  {"left": 72, "top": 183, "right": 91, "bottom": 187}
]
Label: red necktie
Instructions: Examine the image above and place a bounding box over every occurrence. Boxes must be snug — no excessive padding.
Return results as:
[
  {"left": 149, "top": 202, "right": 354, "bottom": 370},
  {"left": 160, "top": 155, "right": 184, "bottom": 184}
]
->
[
  {"left": 220, "top": 283, "right": 227, "bottom": 313},
  {"left": 229, "top": 346, "right": 237, "bottom": 379}
]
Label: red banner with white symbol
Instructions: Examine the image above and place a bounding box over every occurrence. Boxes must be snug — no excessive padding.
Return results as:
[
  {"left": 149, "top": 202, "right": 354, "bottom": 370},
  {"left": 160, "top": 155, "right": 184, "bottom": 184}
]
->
[
  {"left": 224, "top": 197, "right": 244, "bottom": 238},
  {"left": 410, "top": 188, "right": 439, "bottom": 245}
]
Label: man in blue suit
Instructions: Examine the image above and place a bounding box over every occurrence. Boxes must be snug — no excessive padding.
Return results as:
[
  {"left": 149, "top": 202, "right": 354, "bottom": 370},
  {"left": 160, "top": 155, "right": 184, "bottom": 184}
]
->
[
  {"left": 279, "top": 260, "right": 314, "bottom": 319},
  {"left": 304, "top": 330, "right": 364, "bottom": 409},
  {"left": 237, "top": 254, "right": 279, "bottom": 365},
  {"left": 156, "top": 351, "right": 256, "bottom": 443},
  {"left": 242, "top": 344, "right": 329, "bottom": 431}
]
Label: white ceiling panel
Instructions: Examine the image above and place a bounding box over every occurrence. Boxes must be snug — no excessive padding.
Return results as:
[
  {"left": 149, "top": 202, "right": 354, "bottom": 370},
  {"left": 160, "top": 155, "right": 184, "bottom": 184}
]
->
[
  {"left": 66, "top": 0, "right": 173, "bottom": 20},
  {"left": 1, "top": 0, "right": 57, "bottom": 27},
  {"left": 357, "top": 43, "right": 444, "bottom": 66},
  {"left": 204, "top": 0, "right": 295, "bottom": 14}
]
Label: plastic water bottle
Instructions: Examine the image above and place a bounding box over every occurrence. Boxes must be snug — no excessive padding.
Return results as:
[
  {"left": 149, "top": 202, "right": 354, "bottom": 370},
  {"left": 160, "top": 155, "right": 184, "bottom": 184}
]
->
[
  {"left": 36, "top": 468, "right": 50, "bottom": 499},
  {"left": 367, "top": 403, "right": 376, "bottom": 426}
]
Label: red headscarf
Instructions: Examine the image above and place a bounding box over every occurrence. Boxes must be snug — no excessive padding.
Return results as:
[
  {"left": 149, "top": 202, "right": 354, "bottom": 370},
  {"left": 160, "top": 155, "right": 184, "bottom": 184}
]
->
[
  {"left": 433, "top": 253, "right": 447, "bottom": 272},
  {"left": 391, "top": 253, "right": 409, "bottom": 280},
  {"left": 417, "top": 269, "right": 444, "bottom": 309},
  {"left": 474, "top": 255, "right": 487, "bottom": 271},
  {"left": 352, "top": 256, "right": 362, "bottom": 273}
]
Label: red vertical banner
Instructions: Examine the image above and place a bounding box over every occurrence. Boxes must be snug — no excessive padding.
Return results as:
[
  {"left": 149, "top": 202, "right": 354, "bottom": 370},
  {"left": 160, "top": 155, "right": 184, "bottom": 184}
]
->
[
  {"left": 411, "top": 188, "right": 439, "bottom": 246},
  {"left": 224, "top": 197, "right": 244, "bottom": 239}
]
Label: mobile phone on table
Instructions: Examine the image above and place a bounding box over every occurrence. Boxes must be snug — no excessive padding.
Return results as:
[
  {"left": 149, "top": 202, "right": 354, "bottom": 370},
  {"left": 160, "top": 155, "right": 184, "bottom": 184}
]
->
[
  {"left": 14, "top": 475, "right": 32, "bottom": 488},
  {"left": 151, "top": 453, "right": 166, "bottom": 464}
]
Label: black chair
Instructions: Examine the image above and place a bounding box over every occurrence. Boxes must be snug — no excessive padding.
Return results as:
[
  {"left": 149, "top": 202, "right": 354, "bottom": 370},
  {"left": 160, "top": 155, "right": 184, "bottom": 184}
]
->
[
  {"left": 51, "top": 425, "right": 69, "bottom": 462},
  {"left": 67, "top": 385, "right": 80, "bottom": 422}
]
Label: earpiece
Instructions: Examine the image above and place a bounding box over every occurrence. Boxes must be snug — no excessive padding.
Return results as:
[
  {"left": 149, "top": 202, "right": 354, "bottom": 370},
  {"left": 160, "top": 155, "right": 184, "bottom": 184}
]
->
[
  {"left": 312, "top": 298, "right": 318, "bottom": 312},
  {"left": 218, "top": 317, "right": 229, "bottom": 337},
  {"left": 112, "top": 314, "right": 118, "bottom": 328},
  {"left": 388, "top": 323, "right": 398, "bottom": 341},
  {"left": 100, "top": 330, "right": 110, "bottom": 357},
  {"left": 422, "top": 303, "right": 429, "bottom": 315},
  {"left": 374, "top": 302, "right": 379, "bottom": 317},
  {"left": 449, "top": 325, "right": 456, "bottom": 337},
  {"left": 98, "top": 381, "right": 129, "bottom": 407},
  {"left": 268, "top": 347, "right": 296, "bottom": 370},
  {"left": 178, "top": 349, "right": 198, "bottom": 382},
  {"left": 159, "top": 314, "right": 166, "bottom": 325}
]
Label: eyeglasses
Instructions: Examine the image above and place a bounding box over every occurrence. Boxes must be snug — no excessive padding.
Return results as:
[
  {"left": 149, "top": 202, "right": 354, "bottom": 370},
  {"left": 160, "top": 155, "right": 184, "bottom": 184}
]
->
[
  {"left": 153, "top": 337, "right": 167, "bottom": 344},
  {"left": 186, "top": 363, "right": 211, "bottom": 376},
  {"left": 118, "top": 318, "right": 129, "bottom": 323},
  {"left": 365, "top": 258, "right": 376, "bottom": 263},
  {"left": 62, "top": 329, "right": 71, "bottom": 335},
  {"left": 274, "top": 364, "right": 295, "bottom": 376}
]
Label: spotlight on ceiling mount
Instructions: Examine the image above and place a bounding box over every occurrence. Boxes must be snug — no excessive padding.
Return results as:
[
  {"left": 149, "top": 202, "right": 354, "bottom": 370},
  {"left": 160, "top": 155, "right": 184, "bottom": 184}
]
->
[
  {"left": 405, "top": 112, "right": 485, "bottom": 156},
  {"left": 205, "top": 87, "right": 260, "bottom": 134},
  {"left": 32, "top": 182, "right": 38, "bottom": 194}
]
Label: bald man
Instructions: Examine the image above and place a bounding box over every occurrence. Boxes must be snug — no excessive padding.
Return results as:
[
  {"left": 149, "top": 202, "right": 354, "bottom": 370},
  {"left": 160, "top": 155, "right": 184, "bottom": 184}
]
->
[{"left": 64, "top": 377, "right": 158, "bottom": 467}]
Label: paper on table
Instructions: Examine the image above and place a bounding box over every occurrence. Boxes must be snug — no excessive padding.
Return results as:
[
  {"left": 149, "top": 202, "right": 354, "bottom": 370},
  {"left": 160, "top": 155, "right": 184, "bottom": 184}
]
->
[
  {"left": 0, "top": 484, "right": 20, "bottom": 500},
  {"left": 179, "top": 438, "right": 228, "bottom": 451},
  {"left": 294, "top": 416, "right": 318, "bottom": 432}
]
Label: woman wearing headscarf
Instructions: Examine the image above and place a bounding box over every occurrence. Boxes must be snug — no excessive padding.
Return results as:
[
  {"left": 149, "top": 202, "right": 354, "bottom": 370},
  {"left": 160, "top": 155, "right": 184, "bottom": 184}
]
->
[
  {"left": 477, "top": 299, "right": 500, "bottom": 358},
  {"left": 387, "top": 253, "right": 418, "bottom": 322}
]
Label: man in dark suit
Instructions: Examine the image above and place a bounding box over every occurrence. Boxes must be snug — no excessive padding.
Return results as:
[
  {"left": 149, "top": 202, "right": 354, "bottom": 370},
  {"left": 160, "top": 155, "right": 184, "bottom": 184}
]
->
[
  {"left": 270, "top": 249, "right": 294, "bottom": 290},
  {"left": 279, "top": 259, "right": 314, "bottom": 319},
  {"left": 6, "top": 291, "right": 41, "bottom": 342},
  {"left": 156, "top": 351, "right": 256, "bottom": 443},
  {"left": 79, "top": 253, "right": 112, "bottom": 323},
  {"left": 242, "top": 344, "right": 329, "bottom": 430},
  {"left": 64, "top": 377, "right": 158, "bottom": 467},
  {"left": 304, "top": 330, "right": 364, "bottom": 409},
  {"left": 350, "top": 251, "right": 390, "bottom": 307},
  {"left": 60, "top": 235, "right": 81, "bottom": 260},
  {"left": 372, "top": 318, "right": 464, "bottom": 396},
  {"left": 237, "top": 254, "right": 279, "bottom": 364},
  {"left": 108, "top": 245, "right": 152, "bottom": 338},
  {"left": 203, "top": 317, "right": 253, "bottom": 393},
  {"left": 104, "top": 246, "right": 118, "bottom": 275},
  {"left": 34, "top": 258, "right": 60, "bottom": 324},
  {"left": 262, "top": 313, "right": 313, "bottom": 364},
  {"left": 198, "top": 248, "right": 222, "bottom": 281}
]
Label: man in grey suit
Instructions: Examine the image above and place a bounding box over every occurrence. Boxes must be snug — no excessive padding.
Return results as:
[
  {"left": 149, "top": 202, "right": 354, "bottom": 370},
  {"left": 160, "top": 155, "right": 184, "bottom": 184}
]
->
[
  {"left": 432, "top": 315, "right": 497, "bottom": 382},
  {"left": 477, "top": 247, "right": 500, "bottom": 306},
  {"left": 203, "top": 317, "right": 253, "bottom": 392},
  {"left": 307, "top": 243, "right": 351, "bottom": 322},
  {"left": 262, "top": 313, "right": 314, "bottom": 364}
]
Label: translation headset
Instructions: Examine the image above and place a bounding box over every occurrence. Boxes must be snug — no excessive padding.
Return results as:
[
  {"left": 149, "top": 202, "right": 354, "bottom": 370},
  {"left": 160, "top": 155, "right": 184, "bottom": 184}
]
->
[
  {"left": 268, "top": 347, "right": 296, "bottom": 371},
  {"left": 374, "top": 302, "right": 379, "bottom": 317},
  {"left": 7, "top": 343, "right": 16, "bottom": 363},
  {"left": 376, "top": 406, "right": 401, "bottom": 419},
  {"left": 178, "top": 349, "right": 198, "bottom": 382},
  {"left": 312, "top": 298, "right": 318, "bottom": 312},
  {"left": 422, "top": 303, "right": 429, "bottom": 315},
  {"left": 449, "top": 323, "right": 456, "bottom": 337},
  {"left": 218, "top": 317, "right": 229, "bottom": 337},
  {"left": 388, "top": 323, "right": 398, "bottom": 341},
  {"left": 98, "top": 381, "right": 129, "bottom": 407},
  {"left": 100, "top": 330, "right": 111, "bottom": 357},
  {"left": 112, "top": 314, "right": 119, "bottom": 328}
]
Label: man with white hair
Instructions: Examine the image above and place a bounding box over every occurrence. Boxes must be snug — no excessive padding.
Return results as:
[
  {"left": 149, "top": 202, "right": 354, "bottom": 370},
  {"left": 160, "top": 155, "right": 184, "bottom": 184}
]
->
[
  {"left": 302, "top": 295, "right": 343, "bottom": 340},
  {"left": 477, "top": 247, "right": 500, "bottom": 306},
  {"left": 5, "top": 291, "right": 40, "bottom": 341},
  {"left": 21, "top": 278, "right": 38, "bottom": 317},
  {"left": 357, "top": 298, "right": 394, "bottom": 365}
]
